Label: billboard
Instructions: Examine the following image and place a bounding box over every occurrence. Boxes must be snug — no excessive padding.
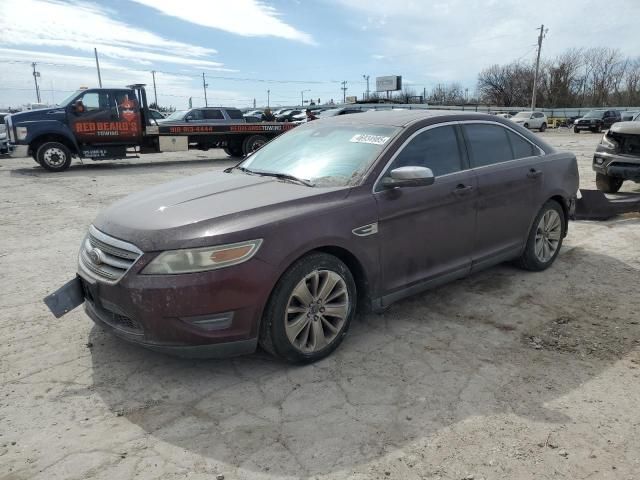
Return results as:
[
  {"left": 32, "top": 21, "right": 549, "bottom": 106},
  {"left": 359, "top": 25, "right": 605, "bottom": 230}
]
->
[{"left": 376, "top": 76, "right": 402, "bottom": 92}]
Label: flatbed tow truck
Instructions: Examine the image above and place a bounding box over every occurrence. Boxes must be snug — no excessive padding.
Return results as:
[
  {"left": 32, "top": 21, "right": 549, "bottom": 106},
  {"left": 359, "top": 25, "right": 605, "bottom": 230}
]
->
[{"left": 6, "top": 84, "right": 295, "bottom": 172}]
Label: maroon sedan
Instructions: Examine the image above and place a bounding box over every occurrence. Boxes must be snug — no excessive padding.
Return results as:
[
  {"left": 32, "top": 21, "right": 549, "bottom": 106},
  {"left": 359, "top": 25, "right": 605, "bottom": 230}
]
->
[{"left": 45, "top": 110, "right": 579, "bottom": 363}]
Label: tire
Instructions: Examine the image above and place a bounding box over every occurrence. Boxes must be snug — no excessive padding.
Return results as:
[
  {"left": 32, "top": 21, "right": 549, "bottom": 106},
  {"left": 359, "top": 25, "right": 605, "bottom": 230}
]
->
[
  {"left": 224, "top": 145, "right": 244, "bottom": 158},
  {"left": 515, "top": 200, "right": 565, "bottom": 272},
  {"left": 595, "top": 173, "right": 623, "bottom": 193},
  {"left": 574, "top": 127, "right": 580, "bottom": 134},
  {"left": 37, "top": 142, "right": 72, "bottom": 172},
  {"left": 523, "top": 122, "right": 529, "bottom": 129},
  {"left": 539, "top": 122, "right": 547, "bottom": 132},
  {"left": 259, "top": 252, "right": 357, "bottom": 363},
  {"left": 595, "top": 124, "right": 602, "bottom": 133},
  {"left": 242, "top": 135, "right": 268, "bottom": 155}
]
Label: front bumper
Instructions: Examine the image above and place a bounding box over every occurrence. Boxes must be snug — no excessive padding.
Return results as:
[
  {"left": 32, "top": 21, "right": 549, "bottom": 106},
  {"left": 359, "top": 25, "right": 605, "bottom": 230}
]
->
[
  {"left": 78, "top": 256, "right": 278, "bottom": 358},
  {"left": 593, "top": 149, "right": 640, "bottom": 180},
  {"left": 574, "top": 122, "right": 599, "bottom": 130}
]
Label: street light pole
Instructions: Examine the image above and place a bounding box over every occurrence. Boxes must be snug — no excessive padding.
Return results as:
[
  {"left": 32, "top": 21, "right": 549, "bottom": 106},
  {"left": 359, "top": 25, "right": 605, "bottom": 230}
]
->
[
  {"left": 31, "top": 62, "right": 41, "bottom": 103},
  {"left": 151, "top": 70, "right": 158, "bottom": 107},
  {"left": 301, "top": 89, "right": 310, "bottom": 107},
  {"left": 362, "top": 75, "right": 370, "bottom": 100},
  {"left": 202, "top": 72, "right": 208, "bottom": 107},
  {"left": 267, "top": 89, "right": 270, "bottom": 108}
]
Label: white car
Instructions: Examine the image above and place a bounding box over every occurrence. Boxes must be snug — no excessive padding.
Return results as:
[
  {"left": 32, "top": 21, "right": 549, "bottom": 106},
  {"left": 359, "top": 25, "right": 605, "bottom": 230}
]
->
[{"left": 511, "top": 111, "right": 548, "bottom": 132}]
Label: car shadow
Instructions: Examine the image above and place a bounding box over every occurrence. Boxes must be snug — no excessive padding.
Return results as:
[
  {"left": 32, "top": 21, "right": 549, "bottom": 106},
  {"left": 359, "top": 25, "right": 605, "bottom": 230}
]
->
[
  {"left": 8, "top": 156, "right": 237, "bottom": 178},
  {"left": 88, "top": 248, "right": 639, "bottom": 477}
]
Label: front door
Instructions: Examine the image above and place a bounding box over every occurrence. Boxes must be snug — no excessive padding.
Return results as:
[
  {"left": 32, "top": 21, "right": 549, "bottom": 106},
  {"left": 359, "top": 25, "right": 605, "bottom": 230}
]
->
[
  {"left": 461, "top": 122, "right": 542, "bottom": 268},
  {"left": 70, "top": 89, "right": 141, "bottom": 148},
  {"left": 374, "top": 124, "right": 477, "bottom": 300}
]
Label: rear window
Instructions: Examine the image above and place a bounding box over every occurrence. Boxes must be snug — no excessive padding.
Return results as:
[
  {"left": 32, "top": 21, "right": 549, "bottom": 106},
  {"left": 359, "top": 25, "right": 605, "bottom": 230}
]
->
[
  {"left": 203, "top": 109, "right": 224, "bottom": 120},
  {"left": 464, "top": 124, "right": 513, "bottom": 167},
  {"left": 506, "top": 130, "right": 537, "bottom": 159},
  {"left": 225, "top": 109, "right": 244, "bottom": 120}
]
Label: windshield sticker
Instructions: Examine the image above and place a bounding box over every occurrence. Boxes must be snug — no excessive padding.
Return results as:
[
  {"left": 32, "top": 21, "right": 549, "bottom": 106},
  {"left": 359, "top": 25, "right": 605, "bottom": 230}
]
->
[{"left": 350, "top": 134, "right": 390, "bottom": 145}]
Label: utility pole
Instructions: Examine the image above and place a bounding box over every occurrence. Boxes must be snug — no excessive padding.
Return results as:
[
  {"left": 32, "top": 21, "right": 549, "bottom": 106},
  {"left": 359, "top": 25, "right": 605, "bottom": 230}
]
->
[
  {"left": 301, "top": 89, "right": 310, "bottom": 107},
  {"left": 362, "top": 75, "right": 370, "bottom": 100},
  {"left": 94, "top": 48, "right": 102, "bottom": 88},
  {"left": 423, "top": 87, "right": 426, "bottom": 104},
  {"left": 341, "top": 81, "right": 347, "bottom": 103},
  {"left": 31, "top": 62, "right": 41, "bottom": 103},
  {"left": 151, "top": 70, "right": 158, "bottom": 106},
  {"left": 531, "top": 24, "right": 547, "bottom": 111},
  {"left": 267, "top": 89, "right": 270, "bottom": 108},
  {"left": 202, "top": 72, "right": 208, "bottom": 107}
]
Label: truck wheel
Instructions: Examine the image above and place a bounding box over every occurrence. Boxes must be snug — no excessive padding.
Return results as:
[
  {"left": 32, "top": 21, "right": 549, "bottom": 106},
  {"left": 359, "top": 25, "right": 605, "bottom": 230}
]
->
[
  {"left": 574, "top": 127, "right": 580, "bottom": 134},
  {"left": 242, "top": 135, "right": 268, "bottom": 155},
  {"left": 595, "top": 173, "right": 623, "bottom": 193},
  {"left": 37, "top": 142, "right": 72, "bottom": 172},
  {"left": 539, "top": 122, "right": 547, "bottom": 132},
  {"left": 515, "top": 200, "right": 565, "bottom": 272},
  {"left": 224, "top": 145, "right": 244, "bottom": 158}
]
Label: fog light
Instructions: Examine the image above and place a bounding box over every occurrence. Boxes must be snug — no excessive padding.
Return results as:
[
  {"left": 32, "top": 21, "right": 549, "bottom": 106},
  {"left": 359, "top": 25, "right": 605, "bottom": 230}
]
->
[
  {"left": 595, "top": 157, "right": 604, "bottom": 165},
  {"left": 181, "top": 312, "right": 234, "bottom": 331}
]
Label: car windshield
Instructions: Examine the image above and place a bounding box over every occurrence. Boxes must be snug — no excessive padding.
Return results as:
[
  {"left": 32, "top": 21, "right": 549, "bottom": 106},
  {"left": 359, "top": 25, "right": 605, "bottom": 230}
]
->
[
  {"left": 57, "top": 90, "right": 82, "bottom": 107},
  {"left": 164, "top": 110, "right": 187, "bottom": 121},
  {"left": 513, "top": 112, "right": 531, "bottom": 119},
  {"left": 238, "top": 123, "right": 400, "bottom": 187},
  {"left": 583, "top": 110, "right": 605, "bottom": 119}
]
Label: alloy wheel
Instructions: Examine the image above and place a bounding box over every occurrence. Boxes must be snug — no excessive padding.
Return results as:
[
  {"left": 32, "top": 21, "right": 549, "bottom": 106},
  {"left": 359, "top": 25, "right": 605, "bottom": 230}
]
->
[
  {"left": 284, "top": 269, "right": 349, "bottom": 353},
  {"left": 534, "top": 209, "right": 562, "bottom": 263}
]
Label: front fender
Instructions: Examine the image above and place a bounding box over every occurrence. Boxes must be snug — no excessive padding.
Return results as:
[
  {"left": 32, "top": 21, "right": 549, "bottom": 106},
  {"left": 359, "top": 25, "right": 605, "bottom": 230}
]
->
[{"left": 22, "top": 120, "right": 79, "bottom": 152}]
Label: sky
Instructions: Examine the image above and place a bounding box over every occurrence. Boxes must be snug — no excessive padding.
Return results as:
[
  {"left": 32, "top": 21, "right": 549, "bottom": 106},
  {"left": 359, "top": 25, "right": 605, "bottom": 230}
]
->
[{"left": 0, "top": 0, "right": 638, "bottom": 109}]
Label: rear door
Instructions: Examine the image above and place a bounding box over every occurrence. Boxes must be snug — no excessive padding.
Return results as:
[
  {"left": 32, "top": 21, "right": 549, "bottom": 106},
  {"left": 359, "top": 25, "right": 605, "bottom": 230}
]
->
[
  {"left": 375, "top": 124, "right": 477, "bottom": 297},
  {"left": 461, "top": 122, "right": 543, "bottom": 269}
]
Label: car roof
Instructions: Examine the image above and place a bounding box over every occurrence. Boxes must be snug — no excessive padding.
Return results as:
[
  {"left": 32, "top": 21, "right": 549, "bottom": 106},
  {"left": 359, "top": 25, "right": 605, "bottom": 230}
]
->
[{"left": 321, "top": 109, "right": 517, "bottom": 127}]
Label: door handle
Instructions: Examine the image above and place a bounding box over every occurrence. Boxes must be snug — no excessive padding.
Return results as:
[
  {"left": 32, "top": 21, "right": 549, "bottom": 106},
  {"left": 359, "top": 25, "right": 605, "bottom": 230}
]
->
[
  {"left": 452, "top": 184, "right": 473, "bottom": 196},
  {"left": 527, "top": 168, "right": 543, "bottom": 179}
]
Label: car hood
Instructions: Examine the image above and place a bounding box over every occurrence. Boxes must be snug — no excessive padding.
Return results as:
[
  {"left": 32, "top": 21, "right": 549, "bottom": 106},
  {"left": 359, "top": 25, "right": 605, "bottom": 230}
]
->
[
  {"left": 94, "top": 171, "right": 349, "bottom": 251},
  {"left": 9, "top": 107, "right": 66, "bottom": 124},
  {"left": 609, "top": 121, "right": 640, "bottom": 135}
]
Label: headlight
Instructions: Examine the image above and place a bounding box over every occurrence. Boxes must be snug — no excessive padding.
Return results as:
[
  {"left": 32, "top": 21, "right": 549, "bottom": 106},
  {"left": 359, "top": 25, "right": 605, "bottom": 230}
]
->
[
  {"left": 600, "top": 133, "right": 618, "bottom": 150},
  {"left": 142, "top": 239, "right": 263, "bottom": 274},
  {"left": 16, "top": 126, "right": 28, "bottom": 140}
]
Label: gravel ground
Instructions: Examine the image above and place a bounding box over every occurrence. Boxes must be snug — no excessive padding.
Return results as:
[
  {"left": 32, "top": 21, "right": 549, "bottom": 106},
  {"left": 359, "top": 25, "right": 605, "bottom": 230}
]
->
[{"left": 1, "top": 129, "right": 639, "bottom": 480}]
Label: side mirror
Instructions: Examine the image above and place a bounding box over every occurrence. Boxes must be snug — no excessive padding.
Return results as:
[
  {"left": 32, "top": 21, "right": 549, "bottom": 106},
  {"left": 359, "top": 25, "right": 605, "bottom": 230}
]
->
[{"left": 381, "top": 166, "right": 435, "bottom": 188}]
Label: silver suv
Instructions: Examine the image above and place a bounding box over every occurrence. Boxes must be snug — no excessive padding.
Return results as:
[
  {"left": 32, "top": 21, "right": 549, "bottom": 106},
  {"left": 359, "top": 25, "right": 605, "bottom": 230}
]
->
[{"left": 511, "top": 111, "right": 548, "bottom": 132}]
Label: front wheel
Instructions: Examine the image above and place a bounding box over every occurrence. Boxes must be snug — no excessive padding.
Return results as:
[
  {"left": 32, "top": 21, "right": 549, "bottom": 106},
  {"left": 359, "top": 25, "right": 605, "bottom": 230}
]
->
[
  {"left": 259, "top": 252, "right": 356, "bottom": 363},
  {"left": 523, "top": 122, "right": 529, "bottom": 129},
  {"left": 539, "top": 122, "right": 547, "bottom": 132},
  {"left": 595, "top": 173, "right": 623, "bottom": 193},
  {"left": 574, "top": 127, "right": 580, "bottom": 134},
  {"left": 515, "top": 200, "right": 565, "bottom": 272},
  {"left": 37, "top": 142, "right": 72, "bottom": 172}
]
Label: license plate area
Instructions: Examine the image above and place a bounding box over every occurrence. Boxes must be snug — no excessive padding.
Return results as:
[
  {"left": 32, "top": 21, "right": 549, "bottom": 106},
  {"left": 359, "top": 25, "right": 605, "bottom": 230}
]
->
[{"left": 43, "top": 276, "right": 85, "bottom": 318}]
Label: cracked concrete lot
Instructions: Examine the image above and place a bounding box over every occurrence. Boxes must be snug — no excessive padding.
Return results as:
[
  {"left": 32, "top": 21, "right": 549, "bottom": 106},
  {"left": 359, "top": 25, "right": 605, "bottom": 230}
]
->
[{"left": 1, "top": 129, "right": 639, "bottom": 480}]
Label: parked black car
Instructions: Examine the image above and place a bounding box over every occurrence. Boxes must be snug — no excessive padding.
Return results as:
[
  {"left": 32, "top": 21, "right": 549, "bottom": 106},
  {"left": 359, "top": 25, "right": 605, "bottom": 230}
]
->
[{"left": 574, "top": 110, "right": 621, "bottom": 133}]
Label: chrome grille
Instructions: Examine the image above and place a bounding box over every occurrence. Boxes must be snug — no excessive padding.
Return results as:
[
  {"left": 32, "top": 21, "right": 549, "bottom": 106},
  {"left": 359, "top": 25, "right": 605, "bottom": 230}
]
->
[{"left": 78, "top": 225, "right": 142, "bottom": 284}]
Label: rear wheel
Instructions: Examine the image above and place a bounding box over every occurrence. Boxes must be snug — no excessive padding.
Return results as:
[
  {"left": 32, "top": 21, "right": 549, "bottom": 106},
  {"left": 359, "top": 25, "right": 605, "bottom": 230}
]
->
[
  {"left": 224, "top": 145, "right": 244, "bottom": 158},
  {"left": 515, "top": 200, "right": 565, "bottom": 272},
  {"left": 37, "top": 142, "right": 72, "bottom": 172},
  {"left": 523, "top": 122, "right": 529, "bottom": 129},
  {"left": 595, "top": 173, "right": 623, "bottom": 193},
  {"left": 242, "top": 135, "right": 268, "bottom": 155},
  {"left": 259, "top": 252, "right": 356, "bottom": 363}
]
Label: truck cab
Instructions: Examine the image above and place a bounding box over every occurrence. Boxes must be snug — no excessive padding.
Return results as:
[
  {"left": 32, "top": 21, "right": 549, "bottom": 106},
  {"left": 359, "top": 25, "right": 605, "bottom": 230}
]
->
[{"left": 7, "top": 86, "right": 150, "bottom": 171}]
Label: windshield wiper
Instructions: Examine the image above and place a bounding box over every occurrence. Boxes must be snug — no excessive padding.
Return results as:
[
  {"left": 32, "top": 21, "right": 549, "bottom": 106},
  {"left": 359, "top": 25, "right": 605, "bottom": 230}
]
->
[
  {"left": 252, "top": 170, "right": 315, "bottom": 187},
  {"left": 225, "top": 165, "right": 257, "bottom": 175}
]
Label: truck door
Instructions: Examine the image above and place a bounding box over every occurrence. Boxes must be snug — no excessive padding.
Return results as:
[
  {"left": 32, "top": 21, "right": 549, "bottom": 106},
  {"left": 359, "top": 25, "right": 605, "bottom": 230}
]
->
[{"left": 70, "top": 90, "right": 141, "bottom": 147}]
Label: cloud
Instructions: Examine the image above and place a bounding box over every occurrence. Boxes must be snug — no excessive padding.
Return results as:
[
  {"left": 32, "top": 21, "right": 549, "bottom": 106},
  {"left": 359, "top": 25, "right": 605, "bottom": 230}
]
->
[
  {"left": 131, "top": 0, "right": 316, "bottom": 45},
  {"left": 0, "top": 0, "right": 228, "bottom": 70}
]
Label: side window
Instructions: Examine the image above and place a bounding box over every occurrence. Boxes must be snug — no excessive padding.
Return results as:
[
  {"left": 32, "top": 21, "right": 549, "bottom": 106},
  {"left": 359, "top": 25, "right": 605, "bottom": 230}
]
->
[
  {"left": 464, "top": 124, "right": 513, "bottom": 167},
  {"left": 506, "top": 130, "right": 537, "bottom": 159},
  {"left": 390, "top": 125, "right": 463, "bottom": 176},
  {"left": 534, "top": 112, "right": 544, "bottom": 118},
  {"left": 203, "top": 109, "right": 224, "bottom": 120},
  {"left": 79, "top": 92, "right": 109, "bottom": 112},
  {"left": 225, "top": 109, "right": 244, "bottom": 120}
]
